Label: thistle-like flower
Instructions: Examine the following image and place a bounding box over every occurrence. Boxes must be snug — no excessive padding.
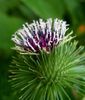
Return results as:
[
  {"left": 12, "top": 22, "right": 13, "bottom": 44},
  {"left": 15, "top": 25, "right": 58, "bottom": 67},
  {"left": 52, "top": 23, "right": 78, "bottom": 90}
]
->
[
  {"left": 10, "top": 18, "right": 85, "bottom": 100},
  {"left": 12, "top": 18, "right": 69, "bottom": 53}
]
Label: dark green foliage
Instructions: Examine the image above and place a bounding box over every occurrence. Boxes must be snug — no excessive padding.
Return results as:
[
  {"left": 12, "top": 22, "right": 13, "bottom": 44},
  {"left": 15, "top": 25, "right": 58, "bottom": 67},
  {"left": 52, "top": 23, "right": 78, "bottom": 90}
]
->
[{"left": 10, "top": 41, "right": 85, "bottom": 100}]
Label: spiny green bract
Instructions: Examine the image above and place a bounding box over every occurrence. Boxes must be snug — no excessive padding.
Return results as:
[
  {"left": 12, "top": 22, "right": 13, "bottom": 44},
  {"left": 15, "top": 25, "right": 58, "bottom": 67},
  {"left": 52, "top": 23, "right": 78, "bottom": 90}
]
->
[{"left": 9, "top": 41, "right": 85, "bottom": 100}]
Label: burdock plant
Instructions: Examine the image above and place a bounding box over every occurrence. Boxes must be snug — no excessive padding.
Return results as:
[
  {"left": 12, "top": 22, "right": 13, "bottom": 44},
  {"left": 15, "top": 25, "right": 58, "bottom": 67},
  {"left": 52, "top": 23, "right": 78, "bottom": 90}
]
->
[{"left": 10, "top": 18, "right": 85, "bottom": 100}]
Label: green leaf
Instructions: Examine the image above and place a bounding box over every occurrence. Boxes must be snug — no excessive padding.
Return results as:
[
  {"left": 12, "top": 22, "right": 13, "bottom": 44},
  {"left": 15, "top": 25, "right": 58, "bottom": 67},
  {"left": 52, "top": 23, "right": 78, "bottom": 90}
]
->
[
  {"left": 64, "top": 0, "right": 84, "bottom": 25},
  {"left": 0, "top": 0, "right": 20, "bottom": 12},
  {"left": 0, "top": 12, "right": 24, "bottom": 54},
  {"left": 21, "top": 0, "right": 65, "bottom": 19}
]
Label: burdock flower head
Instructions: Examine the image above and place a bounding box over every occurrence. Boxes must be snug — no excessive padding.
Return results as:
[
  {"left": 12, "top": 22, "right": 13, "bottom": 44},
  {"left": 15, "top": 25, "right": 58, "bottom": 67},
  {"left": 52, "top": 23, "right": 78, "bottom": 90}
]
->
[
  {"left": 10, "top": 18, "right": 85, "bottom": 100},
  {"left": 12, "top": 18, "right": 70, "bottom": 53}
]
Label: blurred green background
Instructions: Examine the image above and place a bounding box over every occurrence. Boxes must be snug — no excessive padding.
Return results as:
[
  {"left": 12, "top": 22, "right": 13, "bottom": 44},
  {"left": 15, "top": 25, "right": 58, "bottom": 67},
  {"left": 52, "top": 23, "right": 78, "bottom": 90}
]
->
[{"left": 0, "top": 0, "right": 85, "bottom": 100}]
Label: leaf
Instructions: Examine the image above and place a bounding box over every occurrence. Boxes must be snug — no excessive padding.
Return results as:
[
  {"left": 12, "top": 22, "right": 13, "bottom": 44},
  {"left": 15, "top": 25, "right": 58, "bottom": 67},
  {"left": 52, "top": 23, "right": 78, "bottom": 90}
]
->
[
  {"left": 64, "top": 0, "right": 84, "bottom": 25},
  {"left": 0, "top": 0, "right": 20, "bottom": 12},
  {"left": 0, "top": 12, "right": 24, "bottom": 54},
  {"left": 21, "top": 0, "right": 65, "bottom": 19},
  {"left": 19, "top": 4, "right": 38, "bottom": 20}
]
